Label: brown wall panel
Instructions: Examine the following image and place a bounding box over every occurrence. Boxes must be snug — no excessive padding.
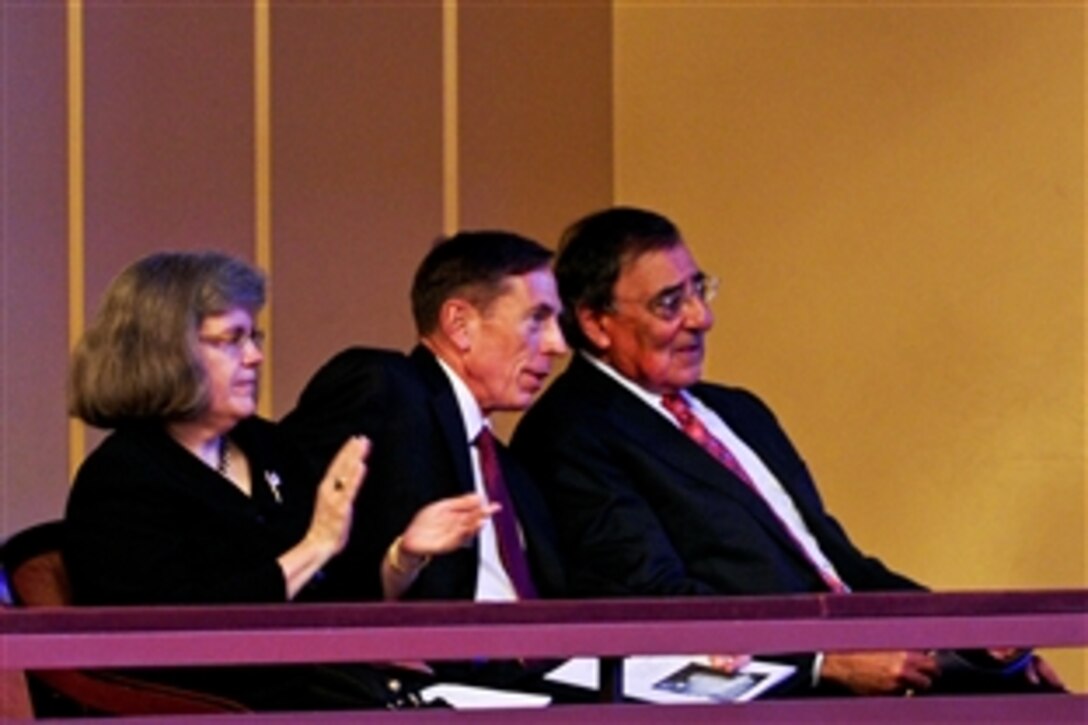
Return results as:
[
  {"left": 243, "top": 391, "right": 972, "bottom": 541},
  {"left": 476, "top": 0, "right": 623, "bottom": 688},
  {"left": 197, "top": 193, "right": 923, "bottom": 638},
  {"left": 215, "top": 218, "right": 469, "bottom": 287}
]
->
[
  {"left": 271, "top": 3, "right": 444, "bottom": 416},
  {"left": 458, "top": 0, "right": 613, "bottom": 246},
  {"left": 82, "top": 2, "right": 254, "bottom": 305},
  {"left": 75, "top": 2, "right": 255, "bottom": 470},
  {"left": 458, "top": 1, "right": 614, "bottom": 439},
  {"left": 1, "top": 4, "right": 71, "bottom": 534}
]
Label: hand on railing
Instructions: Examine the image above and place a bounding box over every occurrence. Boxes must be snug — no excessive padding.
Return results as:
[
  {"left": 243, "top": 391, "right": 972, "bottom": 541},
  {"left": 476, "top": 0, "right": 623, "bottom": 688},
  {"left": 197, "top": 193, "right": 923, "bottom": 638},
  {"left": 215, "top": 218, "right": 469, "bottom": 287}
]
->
[
  {"left": 819, "top": 650, "right": 939, "bottom": 696},
  {"left": 988, "top": 648, "right": 1065, "bottom": 692}
]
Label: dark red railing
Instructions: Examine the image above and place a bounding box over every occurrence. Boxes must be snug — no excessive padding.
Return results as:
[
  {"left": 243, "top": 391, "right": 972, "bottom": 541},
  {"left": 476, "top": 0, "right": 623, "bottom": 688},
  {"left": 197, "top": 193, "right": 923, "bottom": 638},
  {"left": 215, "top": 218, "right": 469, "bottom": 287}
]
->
[{"left": 2, "top": 589, "right": 1086, "bottom": 721}]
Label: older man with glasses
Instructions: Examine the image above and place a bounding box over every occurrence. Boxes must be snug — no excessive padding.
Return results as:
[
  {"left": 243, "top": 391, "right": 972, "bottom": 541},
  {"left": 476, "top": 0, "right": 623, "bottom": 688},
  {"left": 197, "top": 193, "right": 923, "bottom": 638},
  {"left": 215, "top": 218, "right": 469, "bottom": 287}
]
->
[{"left": 511, "top": 206, "right": 1062, "bottom": 698}]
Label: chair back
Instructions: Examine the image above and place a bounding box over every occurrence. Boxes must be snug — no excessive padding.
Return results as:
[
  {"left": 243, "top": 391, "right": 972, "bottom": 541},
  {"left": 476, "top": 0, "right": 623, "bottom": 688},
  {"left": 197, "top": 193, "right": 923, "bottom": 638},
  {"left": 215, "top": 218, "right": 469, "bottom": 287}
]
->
[
  {"left": 4, "top": 520, "right": 71, "bottom": 606},
  {"left": 1, "top": 520, "right": 247, "bottom": 716}
]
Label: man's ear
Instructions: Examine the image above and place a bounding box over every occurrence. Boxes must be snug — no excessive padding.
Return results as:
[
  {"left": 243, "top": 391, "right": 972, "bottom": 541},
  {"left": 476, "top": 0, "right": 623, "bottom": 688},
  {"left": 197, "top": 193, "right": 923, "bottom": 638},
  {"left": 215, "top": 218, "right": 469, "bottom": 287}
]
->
[
  {"left": 576, "top": 305, "right": 611, "bottom": 351},
  {"left": 438, "top": 298, "right": 478, "bottom": 352}
]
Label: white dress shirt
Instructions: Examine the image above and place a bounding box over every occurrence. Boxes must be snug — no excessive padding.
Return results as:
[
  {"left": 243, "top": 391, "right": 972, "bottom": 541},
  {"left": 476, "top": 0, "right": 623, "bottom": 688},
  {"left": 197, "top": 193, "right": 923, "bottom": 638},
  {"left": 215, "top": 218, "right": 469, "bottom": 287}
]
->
[{"left": 434, "top": 356, "right": 519, "bottom": 602}]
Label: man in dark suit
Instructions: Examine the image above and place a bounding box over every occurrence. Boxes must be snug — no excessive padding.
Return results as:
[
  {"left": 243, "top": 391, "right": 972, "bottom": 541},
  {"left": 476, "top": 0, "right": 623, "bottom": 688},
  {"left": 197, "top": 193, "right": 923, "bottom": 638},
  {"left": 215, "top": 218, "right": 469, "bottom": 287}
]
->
[
  {"left": 282, "top": 231, "right": 567, "bottom": 607},
  {"left": 281, "top": 231, "right": 588, "bottom": 699},
  {"left": 512, "top": 207, "right": 1059, "bottom": 696}
]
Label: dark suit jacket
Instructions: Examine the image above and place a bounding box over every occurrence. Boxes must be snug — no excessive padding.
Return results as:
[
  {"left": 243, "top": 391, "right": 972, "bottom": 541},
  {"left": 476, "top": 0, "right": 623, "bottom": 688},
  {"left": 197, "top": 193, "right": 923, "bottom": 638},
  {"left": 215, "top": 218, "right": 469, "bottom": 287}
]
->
[
  {"left": 62, "top": 418, "right": 416, "bottom": 708},
  {"left": 511, "top": 354, "right": 920, "bottom": 599},
  {"left": 279, "top": 345, "right": 565, "bottom": 601},
  {"left": 64, "top": 417, "right": 327, "bottom": 605}
]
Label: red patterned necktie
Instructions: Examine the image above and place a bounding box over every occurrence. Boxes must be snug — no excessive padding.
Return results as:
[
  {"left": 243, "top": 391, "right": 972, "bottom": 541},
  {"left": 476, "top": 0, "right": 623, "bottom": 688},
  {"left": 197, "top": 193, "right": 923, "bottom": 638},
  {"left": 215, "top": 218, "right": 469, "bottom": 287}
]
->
[
  {"left": 661, "top": 393, "right": 756, "bottom": 486},
  {"left": 660, "top": 392, "right": 848, "bottom": 594},
  {"left": 474, "top": 427, "right": 538, "bottom": 600}
]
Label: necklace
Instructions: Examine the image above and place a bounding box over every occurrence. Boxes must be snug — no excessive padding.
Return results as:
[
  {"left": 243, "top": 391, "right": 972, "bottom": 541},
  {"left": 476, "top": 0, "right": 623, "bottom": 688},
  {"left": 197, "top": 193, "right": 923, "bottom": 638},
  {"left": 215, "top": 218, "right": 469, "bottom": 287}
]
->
[{"left": 217, "top": 436, "right": 231, "bottom": 477}]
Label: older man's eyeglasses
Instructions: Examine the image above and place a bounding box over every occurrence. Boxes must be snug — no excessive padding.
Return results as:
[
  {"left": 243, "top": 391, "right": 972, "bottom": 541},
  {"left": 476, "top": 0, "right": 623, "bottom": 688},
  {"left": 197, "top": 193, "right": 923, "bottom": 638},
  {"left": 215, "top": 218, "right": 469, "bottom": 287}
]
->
[
  {"left": 614, "top": 274, "right": 720, "bottom": 322},
  {"left": 198, "top": 327, "right": 266, "bottom": 354}
]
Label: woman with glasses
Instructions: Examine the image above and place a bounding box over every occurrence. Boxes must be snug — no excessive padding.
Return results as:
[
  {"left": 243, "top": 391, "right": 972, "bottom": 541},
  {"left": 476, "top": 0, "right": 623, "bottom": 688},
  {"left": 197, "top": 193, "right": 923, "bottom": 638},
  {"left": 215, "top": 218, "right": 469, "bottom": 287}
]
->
[{"left": 63, "top": 251, "right": 483, "bottom": 710}]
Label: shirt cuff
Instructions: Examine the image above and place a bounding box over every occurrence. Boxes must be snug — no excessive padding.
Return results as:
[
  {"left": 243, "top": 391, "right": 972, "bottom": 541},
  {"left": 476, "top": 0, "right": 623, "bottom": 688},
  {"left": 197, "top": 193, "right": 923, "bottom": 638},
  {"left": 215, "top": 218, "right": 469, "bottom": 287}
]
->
[{"left": 811, "top": 651, "right": 825, "bottom": 687}]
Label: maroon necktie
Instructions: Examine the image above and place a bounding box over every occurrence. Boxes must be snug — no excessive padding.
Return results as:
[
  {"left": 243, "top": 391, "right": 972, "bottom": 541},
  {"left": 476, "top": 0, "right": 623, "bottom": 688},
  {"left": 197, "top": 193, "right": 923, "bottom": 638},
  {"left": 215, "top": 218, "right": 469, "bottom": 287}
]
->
[
  {"left": 474, "top": 427, "right": 538, "bottom": 600},
  {"left": 661, "top": 392, "right": 848, "bottom": 594}
]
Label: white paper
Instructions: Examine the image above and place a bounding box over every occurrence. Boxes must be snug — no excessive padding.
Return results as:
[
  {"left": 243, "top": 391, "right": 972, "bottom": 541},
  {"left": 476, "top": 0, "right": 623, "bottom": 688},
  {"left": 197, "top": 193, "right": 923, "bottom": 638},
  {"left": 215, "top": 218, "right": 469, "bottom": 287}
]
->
[
  {"left": 420, "top": 682, "right": 552, "bottom": 710},
  {"left": 545, "top": 655, "right": 795, "bottom": 704}
]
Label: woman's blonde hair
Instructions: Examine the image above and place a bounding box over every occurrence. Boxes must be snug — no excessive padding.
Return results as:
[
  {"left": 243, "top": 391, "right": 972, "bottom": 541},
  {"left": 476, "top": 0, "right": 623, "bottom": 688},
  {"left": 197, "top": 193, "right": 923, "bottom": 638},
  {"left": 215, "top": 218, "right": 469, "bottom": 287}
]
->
[{"left": 69, "top": 251, "right": 265, "bottom": 428}]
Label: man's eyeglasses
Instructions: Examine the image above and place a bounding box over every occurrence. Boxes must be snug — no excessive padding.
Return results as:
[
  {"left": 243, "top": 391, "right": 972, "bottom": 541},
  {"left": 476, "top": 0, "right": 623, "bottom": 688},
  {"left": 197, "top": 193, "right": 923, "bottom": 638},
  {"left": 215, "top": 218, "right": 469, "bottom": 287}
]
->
[
  {"left": 198, "top": 328, "right": 266, "bottom": 354},
  {"left": 613, "top": 274, "right": 720, "bottom": 322}
]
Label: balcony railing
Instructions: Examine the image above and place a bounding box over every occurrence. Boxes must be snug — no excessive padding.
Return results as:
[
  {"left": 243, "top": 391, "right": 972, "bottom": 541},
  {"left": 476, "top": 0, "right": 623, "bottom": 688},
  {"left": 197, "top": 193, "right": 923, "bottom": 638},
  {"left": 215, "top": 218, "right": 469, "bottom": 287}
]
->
[{"left": 2, "top": 589, "right": 1085, "bottom": 721}]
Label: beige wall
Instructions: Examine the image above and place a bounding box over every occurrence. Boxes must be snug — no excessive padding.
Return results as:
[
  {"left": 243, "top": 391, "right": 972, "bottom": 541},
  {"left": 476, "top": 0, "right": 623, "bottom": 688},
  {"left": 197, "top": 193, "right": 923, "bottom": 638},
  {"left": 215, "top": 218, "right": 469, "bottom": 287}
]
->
[{"left": 615, "top": 0, "right": 1084, "bottom": 686}]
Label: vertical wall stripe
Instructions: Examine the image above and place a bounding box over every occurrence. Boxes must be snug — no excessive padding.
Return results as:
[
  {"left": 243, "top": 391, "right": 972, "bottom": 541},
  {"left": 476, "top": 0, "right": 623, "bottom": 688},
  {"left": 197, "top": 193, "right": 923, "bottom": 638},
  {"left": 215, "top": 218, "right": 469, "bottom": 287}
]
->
[
  {"left": 67, "top": 0, "right": 85, "bottom": 480},
  {"left": 442, "top": 0, "right": 459, "bottom": 235},
  {"left": 255, "top": 0, "right": 273, "bottom": 418},
  {"left": 609, "top": 0, "right": 616, "bottom": 205}
]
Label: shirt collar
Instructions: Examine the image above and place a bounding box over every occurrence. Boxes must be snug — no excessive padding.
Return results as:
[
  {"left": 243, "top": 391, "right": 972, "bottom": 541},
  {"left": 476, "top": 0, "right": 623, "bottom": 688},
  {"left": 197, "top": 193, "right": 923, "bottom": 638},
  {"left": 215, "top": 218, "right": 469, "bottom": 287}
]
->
[
  {"left": 434, "top": 354, "right": 487, "bottom": 442},
  {"left": 581, "top": 351, "right": 693, "bottom": 413}
]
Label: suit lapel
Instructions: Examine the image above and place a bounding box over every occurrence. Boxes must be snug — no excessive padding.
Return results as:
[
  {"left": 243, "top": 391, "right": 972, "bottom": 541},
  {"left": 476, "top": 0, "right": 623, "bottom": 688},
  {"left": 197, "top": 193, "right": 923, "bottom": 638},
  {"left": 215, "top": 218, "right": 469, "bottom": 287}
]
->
[
  {"left": 566, "top": 357, "right": 744, "bottom": 492},
  {"left": 409, "top": 347, "right": 562, "bottom": 594},
  {"left": 695, "top": 384, "right": 829, "bottom": 531},
  {"left": 567, "top": 357, "right": 818, "bottom": 568},
  {"left": 410, "top": 345, "right": 476, "bottom": 495},
  {"left": 687, "top": 383, "right": 843, "bottom": 576},
  {"left": 495, "top": 443, "right": 545, "bottom": 542}
]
